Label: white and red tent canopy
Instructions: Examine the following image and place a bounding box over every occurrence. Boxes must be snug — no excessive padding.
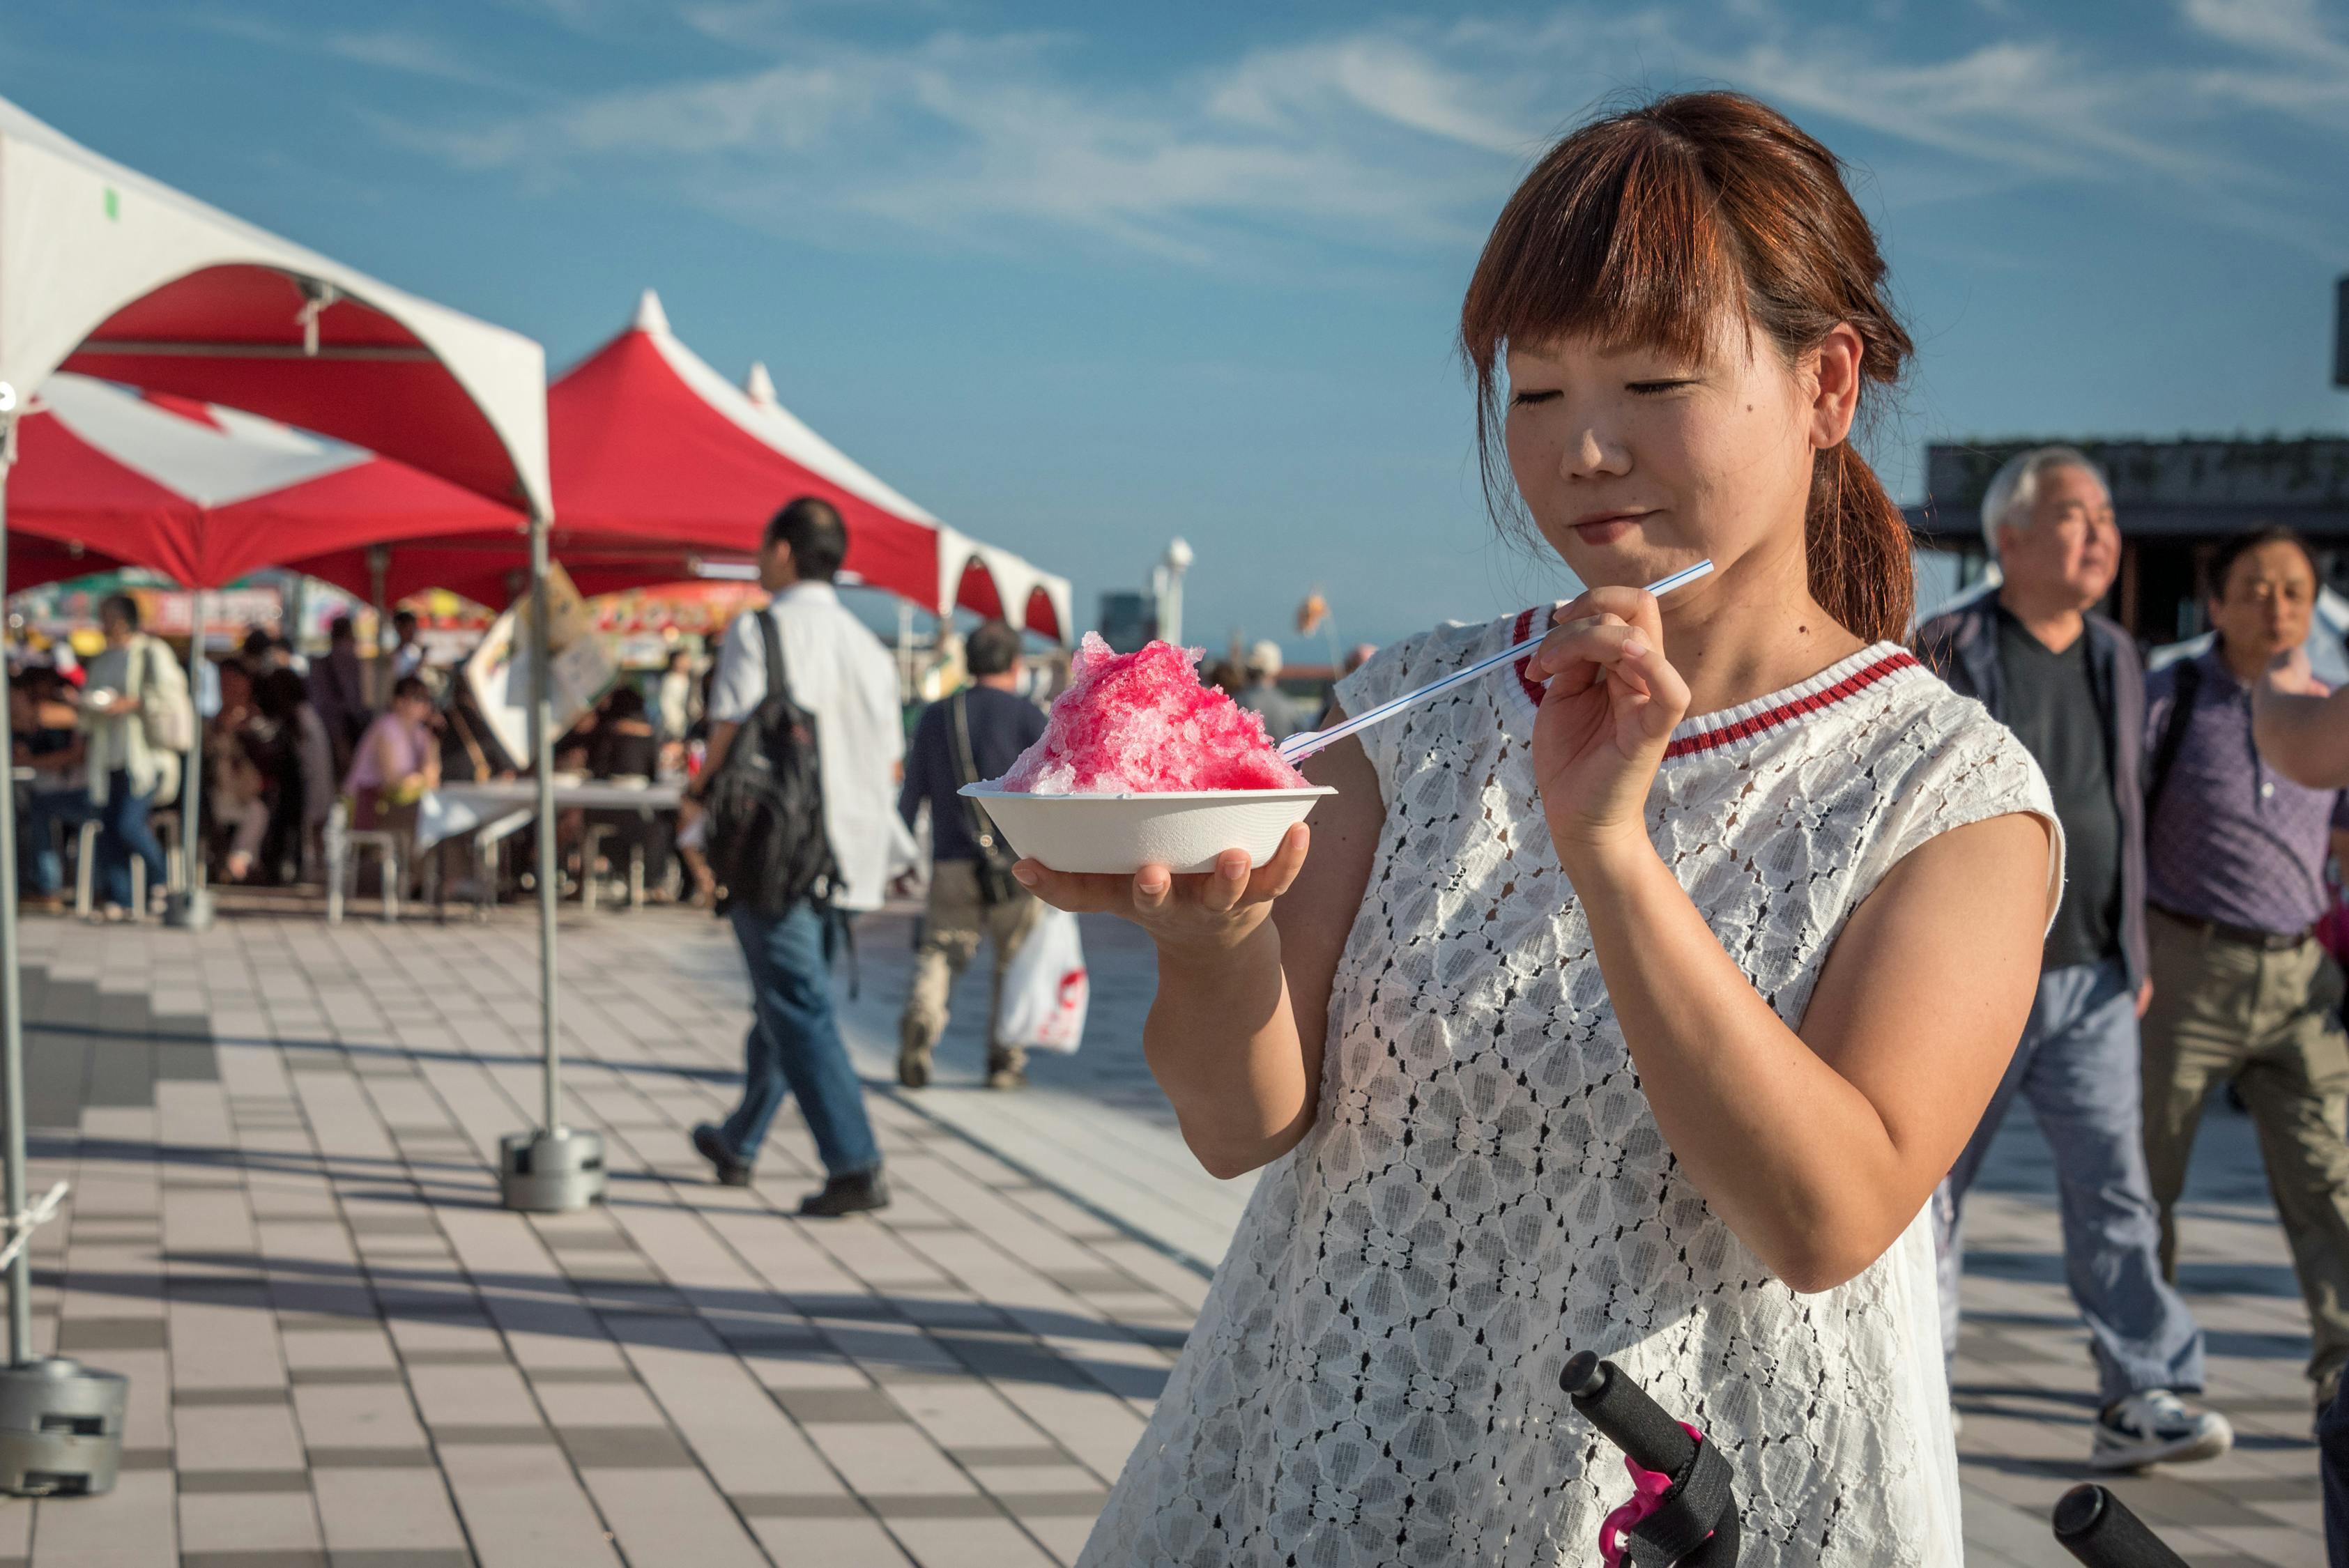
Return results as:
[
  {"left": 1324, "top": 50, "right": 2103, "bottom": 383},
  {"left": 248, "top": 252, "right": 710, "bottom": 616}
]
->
[
  {"left": 0, "top": 93, "right": 549, "bottom": 515},
  {"left": 6, "top": 374, "right": 522, "bottom": 593},
  {"left": 7, "top": 371, "right": 1074, "bottom": 638},
  {"left": 549, "top": 293, "right": 1071, "bottom": 642}
]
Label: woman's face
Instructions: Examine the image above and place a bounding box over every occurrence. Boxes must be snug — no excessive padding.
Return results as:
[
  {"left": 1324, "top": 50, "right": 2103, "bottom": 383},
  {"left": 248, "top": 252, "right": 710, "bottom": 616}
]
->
[
  {"left": 1501, "top": 314, "right": 1856, "bottom": 594},
  {"left": 395, "top": 693, "right": 431, "bottom": 725}
]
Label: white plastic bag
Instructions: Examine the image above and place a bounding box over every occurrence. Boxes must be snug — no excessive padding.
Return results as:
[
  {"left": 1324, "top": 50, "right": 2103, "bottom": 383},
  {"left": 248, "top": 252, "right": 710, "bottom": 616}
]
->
[{"left": 996, "top": 905, "right": 1089, "bottom": 1054}]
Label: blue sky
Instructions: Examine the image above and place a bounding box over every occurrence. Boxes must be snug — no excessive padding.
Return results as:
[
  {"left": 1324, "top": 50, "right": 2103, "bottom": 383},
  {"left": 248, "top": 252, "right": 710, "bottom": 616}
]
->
[{"left": 4, "top": 1, "right": 2348, "bottom": 652}]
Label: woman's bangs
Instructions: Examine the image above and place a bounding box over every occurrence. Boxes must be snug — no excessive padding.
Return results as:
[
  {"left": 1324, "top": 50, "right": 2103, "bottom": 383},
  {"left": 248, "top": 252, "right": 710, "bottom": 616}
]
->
[{"left": 1465, "top": 138, "right": 1744, "bottom": 373}]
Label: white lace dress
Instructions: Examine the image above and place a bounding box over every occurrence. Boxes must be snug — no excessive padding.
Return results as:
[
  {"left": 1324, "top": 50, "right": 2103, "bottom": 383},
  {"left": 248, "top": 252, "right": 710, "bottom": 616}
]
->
[{"left": 1078, "top": 613, "right": 2060, "bottom": 1568}]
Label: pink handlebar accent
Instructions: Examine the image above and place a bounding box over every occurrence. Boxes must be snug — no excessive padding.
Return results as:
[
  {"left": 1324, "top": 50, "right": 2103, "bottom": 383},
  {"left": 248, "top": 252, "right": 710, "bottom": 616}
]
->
[{"left": 1598, "top": 1422, "right": 1706, "bottom": 1568}]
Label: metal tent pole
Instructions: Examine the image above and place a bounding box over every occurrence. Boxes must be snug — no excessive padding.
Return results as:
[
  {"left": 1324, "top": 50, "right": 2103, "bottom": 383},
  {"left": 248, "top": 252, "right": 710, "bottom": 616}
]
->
[
  {"left": 367, "top": 546, "right": 390, "bottom": 706},
  {"left": 0, "top": 413, "right": 28, "bottom": 1368},
  {"left": 0, "top": 391, "right": 128, "bottom": 1494},
  {"left": 164, "top": 585, "right": 211, "bottom": 930},
  {"left": 531, "top": 517, "right": 559, "bottom": 1133},
  {"left": 496, "top": 509, "right": 602, "bottom": 1211}
]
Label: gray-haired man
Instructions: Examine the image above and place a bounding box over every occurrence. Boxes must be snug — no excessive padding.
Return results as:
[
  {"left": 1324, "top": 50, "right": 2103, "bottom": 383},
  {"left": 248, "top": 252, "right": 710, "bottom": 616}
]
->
[{"left": 1916, "top": 447, "right": 2228, "bottom": 1470}]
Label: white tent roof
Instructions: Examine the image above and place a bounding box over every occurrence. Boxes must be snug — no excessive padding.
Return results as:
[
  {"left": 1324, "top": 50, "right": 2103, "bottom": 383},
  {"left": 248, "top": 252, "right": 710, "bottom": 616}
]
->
[
  {"left": 0, "top": 93, "right": 549, "bottom": 516},
  {"left": 30, "top": 375, "right": 364, "bottom": 505}
]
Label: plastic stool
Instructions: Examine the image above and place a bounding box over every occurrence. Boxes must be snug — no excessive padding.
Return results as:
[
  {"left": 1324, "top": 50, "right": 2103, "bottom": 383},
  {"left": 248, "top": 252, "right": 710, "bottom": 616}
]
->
[{"left": 325, "top": 802, "right": 401, "bottom": 925}]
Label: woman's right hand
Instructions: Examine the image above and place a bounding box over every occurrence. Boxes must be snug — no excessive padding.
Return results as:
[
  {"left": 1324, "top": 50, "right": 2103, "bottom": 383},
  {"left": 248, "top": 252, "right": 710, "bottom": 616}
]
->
[{"left": 1014, "top": 822, "right": 1309, "bottom": 959}]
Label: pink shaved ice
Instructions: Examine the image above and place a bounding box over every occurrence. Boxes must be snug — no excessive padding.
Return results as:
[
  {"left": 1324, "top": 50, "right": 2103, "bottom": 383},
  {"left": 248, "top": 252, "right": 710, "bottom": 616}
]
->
[{"left": 1000, "top": 634, "right": 1312, "bottom": 794}]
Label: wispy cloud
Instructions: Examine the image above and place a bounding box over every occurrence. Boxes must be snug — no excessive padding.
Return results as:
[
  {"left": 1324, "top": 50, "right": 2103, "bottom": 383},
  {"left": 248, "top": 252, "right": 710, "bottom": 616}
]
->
[
  {"left": 322, "top": 31, "right": 514, "bottom": 91},
  {"left": 382, "top": 24, "right": 1523, "bottom": 264},
  {"left": 188, "top": 11, "right": 521, "bottom": 93},
  {"left": 1204, "top": 36, "right": 1540, "bottom": 156},
  {"left": 2180, "top": 0, "right": 2349, "bottom": 128},
  {"left": 353, "top": 2, "right": 2349, "bottom": 266}
]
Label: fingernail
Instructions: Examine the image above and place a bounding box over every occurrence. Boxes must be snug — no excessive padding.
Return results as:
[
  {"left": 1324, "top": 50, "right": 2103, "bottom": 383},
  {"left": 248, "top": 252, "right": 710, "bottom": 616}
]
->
[
  {"left": 1623, "top": 636, "right": 1650, "bottom": 658},
  {"left": 1012, "top": 865, "right": 1039, "bottom": 887}
]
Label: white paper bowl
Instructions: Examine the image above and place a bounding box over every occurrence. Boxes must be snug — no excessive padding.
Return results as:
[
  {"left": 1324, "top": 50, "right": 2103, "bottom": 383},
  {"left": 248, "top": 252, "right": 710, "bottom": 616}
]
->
[{"left": 959, "top": 783, "right": 1335, "bottom": 875}]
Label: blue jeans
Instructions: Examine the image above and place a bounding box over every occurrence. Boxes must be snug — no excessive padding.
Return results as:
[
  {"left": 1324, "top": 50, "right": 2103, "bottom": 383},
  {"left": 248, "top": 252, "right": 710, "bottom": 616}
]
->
[
  {"left": 717, "top": 902, "right": 880, "bottom": 1178},
  {"left": 1934, "top": 958, "right": 2205, "bottom": 1404},
  {"left": 19, "top": 788, "right": 96, "bottom": 896},
  {"left": 94, "top": 771, "right": 166, "bottom": 912}
]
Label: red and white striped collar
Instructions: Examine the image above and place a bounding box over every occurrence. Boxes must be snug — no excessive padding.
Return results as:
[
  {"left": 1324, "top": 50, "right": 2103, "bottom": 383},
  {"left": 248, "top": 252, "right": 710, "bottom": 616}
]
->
[{"left": 1506, "top": 607, "right": 1921, "bottom": 760}]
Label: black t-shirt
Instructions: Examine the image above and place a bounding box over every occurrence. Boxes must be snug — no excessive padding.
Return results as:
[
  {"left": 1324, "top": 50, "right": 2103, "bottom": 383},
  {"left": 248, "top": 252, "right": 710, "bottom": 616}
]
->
[
  {"left": 591, "top": 721, "right": 660, "bottom": 781},
  {"left": 898, "top": 686, "right": 1049, "bottom": 862},
  {"left": 1996, "top": 610, "right": 2120, "bottom": 969}
]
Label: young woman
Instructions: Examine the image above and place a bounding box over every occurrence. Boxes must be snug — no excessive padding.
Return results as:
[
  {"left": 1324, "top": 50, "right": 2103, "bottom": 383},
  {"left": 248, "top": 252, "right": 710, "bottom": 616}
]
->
[{"left": 1021, "top": 93, "right": 2061, "bottom": 1566}]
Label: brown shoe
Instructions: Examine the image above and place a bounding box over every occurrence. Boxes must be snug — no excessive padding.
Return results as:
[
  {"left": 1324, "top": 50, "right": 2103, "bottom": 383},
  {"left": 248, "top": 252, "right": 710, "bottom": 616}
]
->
[
  {"left": 985, "top": 1052, "right": 1027, "bottom": 1091},
  {"left": 897, "top": 1047, "right": 933, "bottom": 1089}
]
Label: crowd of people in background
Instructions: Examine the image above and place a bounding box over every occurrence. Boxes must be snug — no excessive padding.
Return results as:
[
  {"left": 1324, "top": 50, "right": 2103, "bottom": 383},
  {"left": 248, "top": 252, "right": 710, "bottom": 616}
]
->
[
  {"left": 1, "top": 502, "right": 1341, "bottom": 1229},
  {"left": 6, "top": 594, "right": 740, "bottom": 915}
]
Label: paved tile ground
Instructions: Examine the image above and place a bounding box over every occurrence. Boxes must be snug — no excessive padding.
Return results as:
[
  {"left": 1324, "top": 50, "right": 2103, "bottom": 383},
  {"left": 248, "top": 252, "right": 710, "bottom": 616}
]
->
[{"left": 0, "top": 896, "right": 2329, "bottom": 1565}]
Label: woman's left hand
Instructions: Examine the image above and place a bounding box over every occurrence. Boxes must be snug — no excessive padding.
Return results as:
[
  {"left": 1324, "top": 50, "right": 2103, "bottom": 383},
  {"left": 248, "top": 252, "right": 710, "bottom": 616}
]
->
[{"left": 1525, "top": 585, "right": 1691, "bottom": 859}]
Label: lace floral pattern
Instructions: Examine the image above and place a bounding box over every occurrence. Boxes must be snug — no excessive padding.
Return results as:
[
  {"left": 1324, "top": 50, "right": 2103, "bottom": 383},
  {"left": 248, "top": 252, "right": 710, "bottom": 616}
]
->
[{"left": 1077, "top": 613, "right": 2056, "bottom": 1568}]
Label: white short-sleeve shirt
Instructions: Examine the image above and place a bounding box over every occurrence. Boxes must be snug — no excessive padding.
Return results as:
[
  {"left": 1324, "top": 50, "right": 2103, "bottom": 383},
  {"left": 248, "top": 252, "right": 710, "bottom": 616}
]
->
[
  {"left": 710, "top": 581, "right": 905, "bottom": 912},
  {"left": 1078, "top": 613, "right": 2060, "bottom": 1568}
]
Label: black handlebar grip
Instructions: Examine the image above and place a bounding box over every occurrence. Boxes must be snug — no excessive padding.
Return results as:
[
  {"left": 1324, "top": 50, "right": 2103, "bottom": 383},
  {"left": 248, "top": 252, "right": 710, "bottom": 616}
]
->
[
  {"left": 1561, "top": 1351, "right": 1699, "bottom": 1478},
  {"left": 2052, "top": 1485, "right": 2188, "bottom": 1568}
]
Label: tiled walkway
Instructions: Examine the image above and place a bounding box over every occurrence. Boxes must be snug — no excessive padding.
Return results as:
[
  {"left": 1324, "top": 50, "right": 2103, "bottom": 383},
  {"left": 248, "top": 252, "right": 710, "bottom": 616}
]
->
[{"left": 0, "top": 900, "right": 2330, "bottom": 1565}]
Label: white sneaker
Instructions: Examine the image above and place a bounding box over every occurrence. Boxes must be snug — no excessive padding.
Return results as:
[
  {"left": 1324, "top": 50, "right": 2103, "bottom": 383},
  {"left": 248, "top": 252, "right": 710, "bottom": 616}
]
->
[{"left": 2090, "top": 1388, "right": 2232, "bottom": 1471}]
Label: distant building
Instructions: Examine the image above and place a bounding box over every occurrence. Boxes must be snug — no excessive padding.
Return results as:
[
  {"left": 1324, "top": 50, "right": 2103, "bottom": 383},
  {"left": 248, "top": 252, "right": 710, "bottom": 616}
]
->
[
  {"left": 1906, "top": 436, "right": 2349, "bottom": 644},
  {"left": 1096, "top": 591, "right": 1157, "bottom": 654}
]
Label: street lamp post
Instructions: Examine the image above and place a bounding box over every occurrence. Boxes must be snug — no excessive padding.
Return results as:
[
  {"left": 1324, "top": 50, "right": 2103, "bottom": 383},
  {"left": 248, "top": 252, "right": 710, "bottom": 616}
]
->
[{"left": 1153, "top": 537, "right": 1194, "bottom": 646}]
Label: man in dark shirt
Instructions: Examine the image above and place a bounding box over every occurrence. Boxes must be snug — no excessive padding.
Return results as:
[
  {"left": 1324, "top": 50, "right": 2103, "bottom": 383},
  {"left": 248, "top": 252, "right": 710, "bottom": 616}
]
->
[
  {"left": 2141, "top": 525, "right": 2349, "bottom": 1421},
  {"left": 1917, "top": 447, "right": 2224, "bottom": 1470},
  {"left": 896, "top": 620, "right": 1048, "bottom": 1091}
]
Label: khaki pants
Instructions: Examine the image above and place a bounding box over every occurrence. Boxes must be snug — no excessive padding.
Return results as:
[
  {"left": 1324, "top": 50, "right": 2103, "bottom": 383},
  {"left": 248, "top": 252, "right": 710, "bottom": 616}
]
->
[
  {"left": 2142, "top": 907, "right": 2349, "bottom": 1386},
  {"left": 899, "top": 860, "right": 1042, "bottom": 1073}
]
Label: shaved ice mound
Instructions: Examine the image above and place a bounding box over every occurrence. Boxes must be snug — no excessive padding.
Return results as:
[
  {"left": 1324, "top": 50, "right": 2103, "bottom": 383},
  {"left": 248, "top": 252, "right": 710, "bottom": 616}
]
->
[{"left": 1001, "top": 634, "right": 1312, "bottom": 794}]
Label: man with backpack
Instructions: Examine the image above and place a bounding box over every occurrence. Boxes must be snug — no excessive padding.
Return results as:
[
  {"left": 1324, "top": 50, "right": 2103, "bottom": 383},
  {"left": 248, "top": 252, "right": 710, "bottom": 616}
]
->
[
  {"left": 895, "top": 620, "right": 1047, "bottom": 1091},
  {"left": 681, "top": 498, "right": 904, "bottom": 1216}
]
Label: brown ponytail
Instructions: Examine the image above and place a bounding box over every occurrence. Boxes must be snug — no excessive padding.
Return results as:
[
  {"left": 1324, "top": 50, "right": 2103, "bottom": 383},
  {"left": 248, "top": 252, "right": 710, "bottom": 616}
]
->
[
  {"left": 1461, "top": 91, "right": 1916, "bottom": 643},
  {"left": 1809, "top": 444, "right": 1913, "bottom": 644}
]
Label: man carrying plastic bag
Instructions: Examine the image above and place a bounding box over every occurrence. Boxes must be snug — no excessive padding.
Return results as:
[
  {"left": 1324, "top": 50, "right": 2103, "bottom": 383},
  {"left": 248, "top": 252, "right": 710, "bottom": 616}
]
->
[{"left": 896, "top": 620, "right": 1054, "bottom": 1088}]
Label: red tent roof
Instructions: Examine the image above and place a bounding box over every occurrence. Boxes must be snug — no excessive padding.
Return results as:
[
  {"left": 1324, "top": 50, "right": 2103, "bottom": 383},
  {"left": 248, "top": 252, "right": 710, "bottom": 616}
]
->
[
  {"left": 547, "top": 291, "right": 941, "bottom": 597},
  {"left": 5, "top": 375, "right": 521, "bottom": 591},
  {"left": 536, "top": 293, "right": 1071, "bottom": 640},
  {"left": 289, "top": 294, "right": 1076, "bottom": 637}
]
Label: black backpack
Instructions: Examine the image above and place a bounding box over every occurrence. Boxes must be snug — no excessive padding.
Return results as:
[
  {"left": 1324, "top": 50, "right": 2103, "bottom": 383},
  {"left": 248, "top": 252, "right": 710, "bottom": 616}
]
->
[{"left": 704, "top": 612, "right": 840, "bottom": 917}]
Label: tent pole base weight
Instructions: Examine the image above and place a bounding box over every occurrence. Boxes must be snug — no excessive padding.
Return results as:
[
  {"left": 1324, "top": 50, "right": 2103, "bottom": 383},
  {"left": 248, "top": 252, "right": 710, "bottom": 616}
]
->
[
  {"left": 0, "top": 1357, "right": 128, "bottom": 1497},
  {"left": 498, "top": 1128, "right": 606, "bottom": 1212},
  {"left": 161, "top": 891, "right": 213, "bottom": 931}
]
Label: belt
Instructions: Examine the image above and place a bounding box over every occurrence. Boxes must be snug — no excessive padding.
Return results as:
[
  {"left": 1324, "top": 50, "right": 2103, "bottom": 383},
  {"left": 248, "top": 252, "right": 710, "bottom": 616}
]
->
[{"left": 2152, "top": 905, "right": 2314, "bottom": 952}]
